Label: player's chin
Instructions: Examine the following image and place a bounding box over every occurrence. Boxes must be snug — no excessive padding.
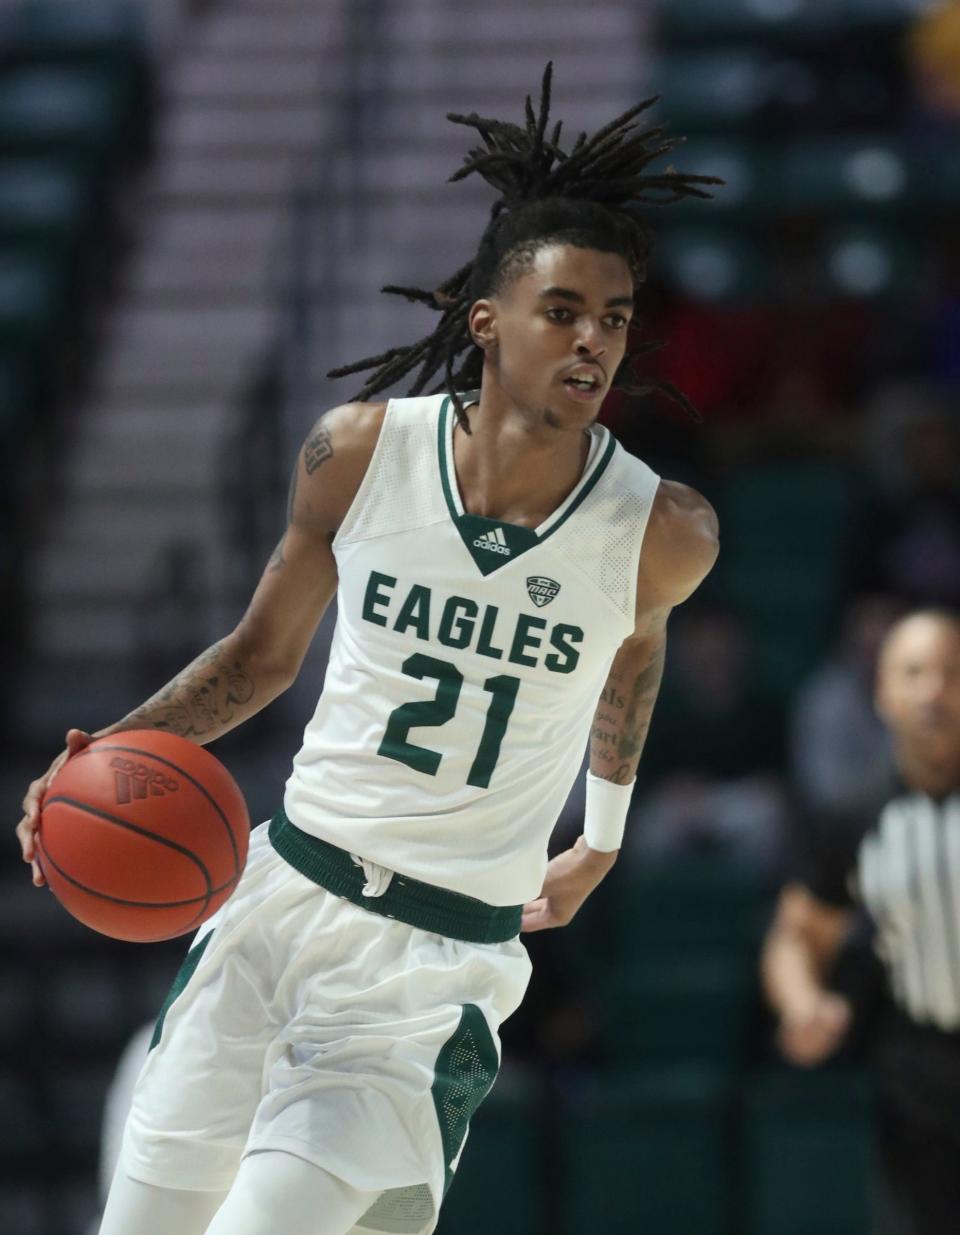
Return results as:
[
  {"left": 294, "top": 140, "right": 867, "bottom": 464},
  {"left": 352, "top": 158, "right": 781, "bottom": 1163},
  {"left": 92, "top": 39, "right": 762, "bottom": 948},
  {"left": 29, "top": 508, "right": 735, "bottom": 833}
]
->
[{"left": 545, "top": 383, "right": 605, "bottom": 426}]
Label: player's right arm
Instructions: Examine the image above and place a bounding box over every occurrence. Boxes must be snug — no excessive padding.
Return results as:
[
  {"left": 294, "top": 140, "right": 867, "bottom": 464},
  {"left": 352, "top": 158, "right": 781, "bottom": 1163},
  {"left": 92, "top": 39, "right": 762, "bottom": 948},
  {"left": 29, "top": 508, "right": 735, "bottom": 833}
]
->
[
  {"left": 17, "top": 402, "right": 386, "bottom": 884},
  {"left": 761, "top": 882, "right": 854, "bottom": 1067}
]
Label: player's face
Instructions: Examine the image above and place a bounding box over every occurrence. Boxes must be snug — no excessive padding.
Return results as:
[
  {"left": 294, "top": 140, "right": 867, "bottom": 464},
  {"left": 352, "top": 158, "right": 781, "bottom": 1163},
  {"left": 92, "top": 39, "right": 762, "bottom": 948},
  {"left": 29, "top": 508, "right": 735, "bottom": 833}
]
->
[
  {"left": 478, "top": 244, "right": 635, "bottom": 430},
  {"left": 876, "top": 616, "right": 960, "bottom": 754}
]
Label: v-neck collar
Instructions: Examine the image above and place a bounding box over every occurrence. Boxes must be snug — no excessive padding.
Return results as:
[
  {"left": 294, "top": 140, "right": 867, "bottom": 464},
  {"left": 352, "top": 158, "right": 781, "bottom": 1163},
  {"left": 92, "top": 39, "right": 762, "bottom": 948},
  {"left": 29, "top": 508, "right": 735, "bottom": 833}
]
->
[{"left": 436, "top": 394, "right": 616, "bottom": 576}]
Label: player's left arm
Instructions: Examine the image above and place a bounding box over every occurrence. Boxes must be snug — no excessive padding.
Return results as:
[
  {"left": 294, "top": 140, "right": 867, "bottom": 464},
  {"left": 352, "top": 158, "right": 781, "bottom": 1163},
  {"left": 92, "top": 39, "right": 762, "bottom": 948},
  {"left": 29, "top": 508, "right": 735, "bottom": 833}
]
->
[
  {"left": 522, "top": 482, "right": 719, "bottom": 932},
  {"left": 590, "top": 480, "right": 720, "bottom": 787}
]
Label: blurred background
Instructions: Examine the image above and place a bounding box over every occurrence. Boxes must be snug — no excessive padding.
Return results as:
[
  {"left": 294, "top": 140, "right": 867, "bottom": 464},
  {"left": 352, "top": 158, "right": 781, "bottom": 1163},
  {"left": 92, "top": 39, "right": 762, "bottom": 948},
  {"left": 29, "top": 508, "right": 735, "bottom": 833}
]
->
[{"left": 0, "top": 0, "right": 956, "bottom": 1231}]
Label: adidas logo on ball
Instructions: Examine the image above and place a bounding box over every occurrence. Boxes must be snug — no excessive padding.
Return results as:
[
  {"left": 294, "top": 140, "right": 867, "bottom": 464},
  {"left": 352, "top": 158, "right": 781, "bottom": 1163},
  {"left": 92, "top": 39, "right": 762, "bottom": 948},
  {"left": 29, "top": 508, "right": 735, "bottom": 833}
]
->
[
  {"left": 110, "top": 757, "right": 180, "bottom": 804},
  {"left": 473, "top": 527, "right": 511, "bottom": 556}
]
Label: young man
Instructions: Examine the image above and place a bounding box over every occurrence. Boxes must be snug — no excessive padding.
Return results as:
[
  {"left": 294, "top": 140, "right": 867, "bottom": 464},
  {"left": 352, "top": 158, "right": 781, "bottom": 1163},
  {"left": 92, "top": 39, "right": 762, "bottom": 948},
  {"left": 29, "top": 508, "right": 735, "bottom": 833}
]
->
[
  {"left": 763, "top": 609, "right": 960, "bottom": 1235},
  {"left": 18, "top": 69, "right": 719, "bottom": 1235}
]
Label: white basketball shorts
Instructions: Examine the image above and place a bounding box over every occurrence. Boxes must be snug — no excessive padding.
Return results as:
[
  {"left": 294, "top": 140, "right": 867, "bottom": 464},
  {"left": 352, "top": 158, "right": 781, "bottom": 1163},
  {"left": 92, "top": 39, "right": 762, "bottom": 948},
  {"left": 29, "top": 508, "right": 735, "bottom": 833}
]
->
[{"left": 119, "top": 819, "right": 532, "bottom": 1235}]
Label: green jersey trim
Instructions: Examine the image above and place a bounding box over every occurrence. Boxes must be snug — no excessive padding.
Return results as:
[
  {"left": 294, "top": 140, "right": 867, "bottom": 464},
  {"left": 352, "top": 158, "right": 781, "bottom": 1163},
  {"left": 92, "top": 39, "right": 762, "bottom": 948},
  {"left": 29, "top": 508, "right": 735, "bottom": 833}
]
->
[
  {"left": 437, "top": 395, "right": 617, "bottom": 576},
  {"left": 270, "top": 809, "right": 522, "bottom": 943}
]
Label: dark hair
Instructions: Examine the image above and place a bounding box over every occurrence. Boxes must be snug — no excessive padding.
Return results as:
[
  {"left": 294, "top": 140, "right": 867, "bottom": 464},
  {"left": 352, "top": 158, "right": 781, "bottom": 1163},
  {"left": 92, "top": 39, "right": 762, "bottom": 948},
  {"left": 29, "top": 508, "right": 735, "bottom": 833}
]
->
[{"left": 328, "top": 64, "right": 720, "bottom": 430}]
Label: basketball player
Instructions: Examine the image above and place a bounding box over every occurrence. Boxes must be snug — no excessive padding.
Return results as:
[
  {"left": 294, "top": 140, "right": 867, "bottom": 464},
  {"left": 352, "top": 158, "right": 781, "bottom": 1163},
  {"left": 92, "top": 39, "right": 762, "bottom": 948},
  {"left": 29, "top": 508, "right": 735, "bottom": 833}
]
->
[
  {"left": 18, "top": 69, "right": 720, "bottom": 1235},
  {"left": 762, "top": 609, "right": 960, "bottom": 1235}
]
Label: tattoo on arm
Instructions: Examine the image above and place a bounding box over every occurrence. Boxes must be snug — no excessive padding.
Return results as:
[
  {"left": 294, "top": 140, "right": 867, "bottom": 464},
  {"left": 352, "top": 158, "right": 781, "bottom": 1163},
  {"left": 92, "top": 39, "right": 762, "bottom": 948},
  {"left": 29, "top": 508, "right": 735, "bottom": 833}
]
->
[
  {"left": 122, "top": 641, "right": 255, "bottom": 740},
  {"left": 590, "top": 634, "right": 667, "bottom": 784}
]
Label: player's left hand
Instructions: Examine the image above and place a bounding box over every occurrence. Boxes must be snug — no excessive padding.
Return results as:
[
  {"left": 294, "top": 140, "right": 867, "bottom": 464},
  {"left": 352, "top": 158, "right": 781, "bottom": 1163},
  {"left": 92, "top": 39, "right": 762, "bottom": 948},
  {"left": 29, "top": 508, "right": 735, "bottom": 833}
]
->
[{"left": 522, "top": 835, "right": 617, "bottom": 932}]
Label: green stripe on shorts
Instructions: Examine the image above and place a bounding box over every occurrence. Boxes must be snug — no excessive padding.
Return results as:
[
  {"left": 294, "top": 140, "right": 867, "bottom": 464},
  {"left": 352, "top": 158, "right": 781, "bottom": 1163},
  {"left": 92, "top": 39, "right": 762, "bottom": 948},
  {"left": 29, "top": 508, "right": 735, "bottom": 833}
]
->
[
  {"left": 431, "top": 1004, "right": 499, "bottom": 1195},
  {"left": 149, "top": 930, "right": 214, "bottom": 1051}
]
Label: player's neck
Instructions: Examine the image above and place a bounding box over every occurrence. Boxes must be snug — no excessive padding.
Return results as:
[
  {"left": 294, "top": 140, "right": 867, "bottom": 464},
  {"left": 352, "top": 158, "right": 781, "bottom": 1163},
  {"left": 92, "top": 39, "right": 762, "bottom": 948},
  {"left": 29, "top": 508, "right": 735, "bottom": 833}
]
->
[
  {"left": 895, "top": 741, "right": 960, "bottom": 800},
  {"left": 453, "top": 392, "right": 591, "bottom": 527}
]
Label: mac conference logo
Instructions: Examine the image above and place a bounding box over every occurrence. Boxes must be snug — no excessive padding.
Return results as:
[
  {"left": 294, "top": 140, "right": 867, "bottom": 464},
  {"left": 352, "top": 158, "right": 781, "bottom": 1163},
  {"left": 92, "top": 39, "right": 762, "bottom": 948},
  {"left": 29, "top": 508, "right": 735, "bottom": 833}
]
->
[{"left": 526, "top": 576, "right": 560, "bottom": 607}]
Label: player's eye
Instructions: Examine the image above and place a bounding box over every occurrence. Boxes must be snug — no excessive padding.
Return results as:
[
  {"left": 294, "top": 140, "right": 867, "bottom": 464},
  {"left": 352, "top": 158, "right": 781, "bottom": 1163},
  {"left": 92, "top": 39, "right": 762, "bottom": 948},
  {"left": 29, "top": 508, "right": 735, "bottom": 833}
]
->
[
  {"left": 604, "top": 314, "right": 629, "bottom": 329},
  {"left": 546, "top": 307, "right": 572, "bottom": 323}
]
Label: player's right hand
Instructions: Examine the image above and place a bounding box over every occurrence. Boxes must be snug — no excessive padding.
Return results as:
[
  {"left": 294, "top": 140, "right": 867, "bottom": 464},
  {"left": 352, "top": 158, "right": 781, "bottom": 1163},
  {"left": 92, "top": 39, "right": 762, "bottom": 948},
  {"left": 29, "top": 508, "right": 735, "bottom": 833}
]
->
[
  {"left": 777, "top": 991, "right": 852, "bottom": 1068},
  {"left": 17, "top": 729, "right": 94, "bottom": 887}
]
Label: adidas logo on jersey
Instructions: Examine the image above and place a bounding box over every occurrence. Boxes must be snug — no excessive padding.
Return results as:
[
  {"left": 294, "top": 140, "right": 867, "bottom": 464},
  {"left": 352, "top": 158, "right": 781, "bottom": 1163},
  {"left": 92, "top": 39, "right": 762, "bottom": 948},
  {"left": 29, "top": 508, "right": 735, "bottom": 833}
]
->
[
  {"left": 472, "top": 527, "right": 511, "bottom": 556},
  {"left": 110, "top": 757, "right": 180, "bottom": 805}
]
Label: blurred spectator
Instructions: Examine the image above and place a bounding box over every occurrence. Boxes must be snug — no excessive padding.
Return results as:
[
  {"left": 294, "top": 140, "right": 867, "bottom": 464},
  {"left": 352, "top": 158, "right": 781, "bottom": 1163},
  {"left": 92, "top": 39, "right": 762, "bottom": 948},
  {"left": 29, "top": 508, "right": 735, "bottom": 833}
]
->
[
  {"left": 858, "top": 405, "right": 960, "bottom": 607},
  {"left": 790, "top": 593, "right": 900, "bottom": 816},
  {"left": 626, "top": 602, "right": 789, "bottom": 874}
]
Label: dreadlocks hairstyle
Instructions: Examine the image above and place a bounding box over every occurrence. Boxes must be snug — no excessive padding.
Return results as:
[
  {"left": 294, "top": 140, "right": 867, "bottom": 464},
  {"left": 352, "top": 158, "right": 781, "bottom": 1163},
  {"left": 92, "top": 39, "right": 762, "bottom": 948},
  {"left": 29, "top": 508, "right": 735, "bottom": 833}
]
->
[{"left": 328, "top": 63, "right": 721, "bottom": 430}]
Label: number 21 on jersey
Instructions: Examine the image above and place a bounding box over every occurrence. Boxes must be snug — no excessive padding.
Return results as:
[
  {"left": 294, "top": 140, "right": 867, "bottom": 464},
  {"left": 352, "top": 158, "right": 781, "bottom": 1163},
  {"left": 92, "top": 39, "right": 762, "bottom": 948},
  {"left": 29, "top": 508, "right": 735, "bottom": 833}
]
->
[{"left": 378, "top": 653, "right": 519, "bottom": 789}]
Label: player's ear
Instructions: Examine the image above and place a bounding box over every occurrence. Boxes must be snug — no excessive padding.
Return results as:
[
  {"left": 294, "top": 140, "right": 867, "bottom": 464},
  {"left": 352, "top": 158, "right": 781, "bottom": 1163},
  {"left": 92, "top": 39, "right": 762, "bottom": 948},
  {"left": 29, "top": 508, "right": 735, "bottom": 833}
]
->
[{"left": 469, "top": 300, "right": 498, "bottom": 352}]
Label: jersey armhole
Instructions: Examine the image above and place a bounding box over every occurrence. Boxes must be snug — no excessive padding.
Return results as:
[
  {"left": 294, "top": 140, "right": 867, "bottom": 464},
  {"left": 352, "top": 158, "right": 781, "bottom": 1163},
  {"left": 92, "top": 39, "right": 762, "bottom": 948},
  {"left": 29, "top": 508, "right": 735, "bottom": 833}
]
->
[
  {"left": 332, "top": 400, "right": 394, "bottom": 549},
  {"left": 626, "top": 473, "right": 660, "bottom": 627}
]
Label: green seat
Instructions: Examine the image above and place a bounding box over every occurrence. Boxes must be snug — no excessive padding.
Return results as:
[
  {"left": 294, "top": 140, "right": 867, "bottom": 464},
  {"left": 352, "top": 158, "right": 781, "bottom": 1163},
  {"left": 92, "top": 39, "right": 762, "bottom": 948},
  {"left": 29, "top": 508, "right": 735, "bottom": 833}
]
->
[
  {"left": 657, "top": 0, "right": 919, "bottom": 43},
  {"left": 436, "top": 1074, "right": 541, "bottom": 1235},
  {"left": 611, "top": 857, "right": 772, "bottom": 954},
  {"left": 5, "top": 0, "right": 146, "bottom": 78},
  {"left": 658, "top": 226, "right": 769, "bottom": 303},
  {"left": 775, "top": 138, "right": 911, "bottom": 214},
  {"left": 0, "top": 249, "right": 66, "bottom": 350},
  {"left": 821, "top": 223, "right": 914, "bottom": 299},
  {"left": 743, "top": 1069, "right": 874, "bottom": 1235},
  {"left": 599, "top": 954, "right": 755, "bottom": 1070},
  {"left": 0, "top": 355, "right": 35, "bottom": 500},
  {"left": 716, "top": 463, "right": 862, "bottom": 693},
  {"left": 560, "top": 1068, "right": 734, "bottom": 1235},
  {"left": 669, "top": 139, "right": 768, "bottom": 220},
  {"left": 0, "top": 159, "right": 93, "bottom": 257},
  {"left": 0, "top": 68, "right": 127, "bottom": 168},
  {"left": 651, "top": 50, "right": 770, "bottom": 132},
  {"left": 909, "top": 138, "right": 960, "bottom": 209}
]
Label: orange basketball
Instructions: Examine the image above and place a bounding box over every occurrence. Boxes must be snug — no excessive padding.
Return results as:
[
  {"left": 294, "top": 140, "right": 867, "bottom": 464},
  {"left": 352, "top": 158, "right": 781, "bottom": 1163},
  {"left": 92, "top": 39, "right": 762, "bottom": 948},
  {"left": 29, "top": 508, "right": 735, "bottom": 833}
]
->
[{"left": 37, "top": 730, "right": 250, "bottom": 942}]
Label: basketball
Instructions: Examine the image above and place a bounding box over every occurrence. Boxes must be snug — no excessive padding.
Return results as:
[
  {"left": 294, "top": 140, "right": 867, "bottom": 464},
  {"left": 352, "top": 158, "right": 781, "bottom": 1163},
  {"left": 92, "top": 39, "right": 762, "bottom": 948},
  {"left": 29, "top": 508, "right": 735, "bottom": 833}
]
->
[{"left": 36, "top": 730, "right": 250, "bottom": 943}]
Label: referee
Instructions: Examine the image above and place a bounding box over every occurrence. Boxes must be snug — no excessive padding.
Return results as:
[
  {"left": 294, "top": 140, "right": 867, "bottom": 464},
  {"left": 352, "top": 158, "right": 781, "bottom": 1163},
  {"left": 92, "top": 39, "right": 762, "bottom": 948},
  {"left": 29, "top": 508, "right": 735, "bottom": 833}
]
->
[{"left": 762, "top": 608, "right": 960, "bottom": 1235}]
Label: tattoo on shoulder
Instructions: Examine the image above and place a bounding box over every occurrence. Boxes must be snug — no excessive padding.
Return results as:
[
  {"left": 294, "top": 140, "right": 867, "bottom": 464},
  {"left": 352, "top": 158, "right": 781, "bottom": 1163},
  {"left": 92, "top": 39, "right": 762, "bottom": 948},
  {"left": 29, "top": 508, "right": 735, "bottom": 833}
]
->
[{"left": 305, "top": 420, "right": 333, "bottom": 474}]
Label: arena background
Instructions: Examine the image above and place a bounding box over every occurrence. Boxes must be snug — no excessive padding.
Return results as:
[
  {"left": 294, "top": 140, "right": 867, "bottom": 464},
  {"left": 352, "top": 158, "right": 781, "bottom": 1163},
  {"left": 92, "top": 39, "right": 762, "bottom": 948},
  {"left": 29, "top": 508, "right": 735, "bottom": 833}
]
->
[{"left": 1, "top": 0, "right": 957, "bottom": 1231}]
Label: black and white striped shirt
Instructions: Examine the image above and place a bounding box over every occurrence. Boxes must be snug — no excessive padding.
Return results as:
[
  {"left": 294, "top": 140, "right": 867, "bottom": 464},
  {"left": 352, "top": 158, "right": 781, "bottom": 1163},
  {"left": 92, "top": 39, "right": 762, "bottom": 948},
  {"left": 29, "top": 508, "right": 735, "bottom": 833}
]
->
[
  {"left": 855, "top": 792, "right": 960, "bottom": 1031},
  {"left": 801, "top": 782, "right": 960, "bottom": 1031}
]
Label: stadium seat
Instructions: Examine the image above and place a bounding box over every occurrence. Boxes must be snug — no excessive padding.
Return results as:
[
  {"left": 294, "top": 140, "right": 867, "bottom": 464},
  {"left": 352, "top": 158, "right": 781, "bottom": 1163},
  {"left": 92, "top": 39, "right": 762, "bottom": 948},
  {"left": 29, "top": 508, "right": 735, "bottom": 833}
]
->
[
  {"left": 0, "top": 963, "right": 36, "bottom": 1057},
  {"left": 657, "top": 227, "right": 769, "bottom": 303},
  {"left": 667, "top": 139, "right": 768, "bottom": 220},
  {"left": 598, "top": 954, "right": 756, "bottom": 1071},
  {"left": 649, "top": 50, "right": 771, "bottom": 133},
  {"left": 41, "top": 961, "right": 132, "bottom": 1049},
  {"left": 609, "top": 856, "right": 773, "bottom": 955},
  {"left": 0, "top": 1185, "right": 46, "bottom": 1235},
  {"left": 3, "top": 0, "right": 146, "bottom": 84},
  {"left": 559, "top": 1068, "right": 734, "bottom": 1235},
  {"left": 657, "top": 0, "right": 924, "bottom": 44},
  {"left": 0, "top": 248, "right": 67, "bottom": 352},
  {"left": 46, "top": 1062, "right": 116, "bottom": 1155},
  {"left": 716, "top": 462, "right": 862, "bottom": 693},
  {"left": 821, "top": 223, "right": 914, "bottom": 299},
  {"left": 0, "top": 1069, "right": 45, "bottom": 1156},
  {"left": 908, "top": 138, "right": 960, "bottom": 209},
  {"left": 775, "top": 137, "right": 911, "bottom": 214},
  {"left": 0, "top": 158, "right": 94, "bottom": 258},
  {"left": 0, "top": 68, "right": 128, "bottom": 170},
  {"left": 436, "top": 1072, "right": 541, "bottom": 1235},
  {"left": 743, "top": 1068, "right": 874, "bottom": 1235}
]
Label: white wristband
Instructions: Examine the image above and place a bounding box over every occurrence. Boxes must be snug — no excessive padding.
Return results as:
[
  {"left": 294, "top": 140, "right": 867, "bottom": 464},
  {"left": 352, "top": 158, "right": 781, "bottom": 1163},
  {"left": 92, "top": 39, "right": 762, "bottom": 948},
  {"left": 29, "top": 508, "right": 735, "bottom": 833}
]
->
[{"left": 583, "top": 770, "right": 634, "bottom": 852}]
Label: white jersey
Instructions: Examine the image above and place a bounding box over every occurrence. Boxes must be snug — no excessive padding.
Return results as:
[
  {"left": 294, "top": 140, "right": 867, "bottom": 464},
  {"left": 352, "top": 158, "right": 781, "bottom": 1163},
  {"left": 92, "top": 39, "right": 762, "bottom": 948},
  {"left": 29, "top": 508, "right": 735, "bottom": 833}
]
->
[{"left": 284, "top": 393, "right": 660, "bottom": 904}]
